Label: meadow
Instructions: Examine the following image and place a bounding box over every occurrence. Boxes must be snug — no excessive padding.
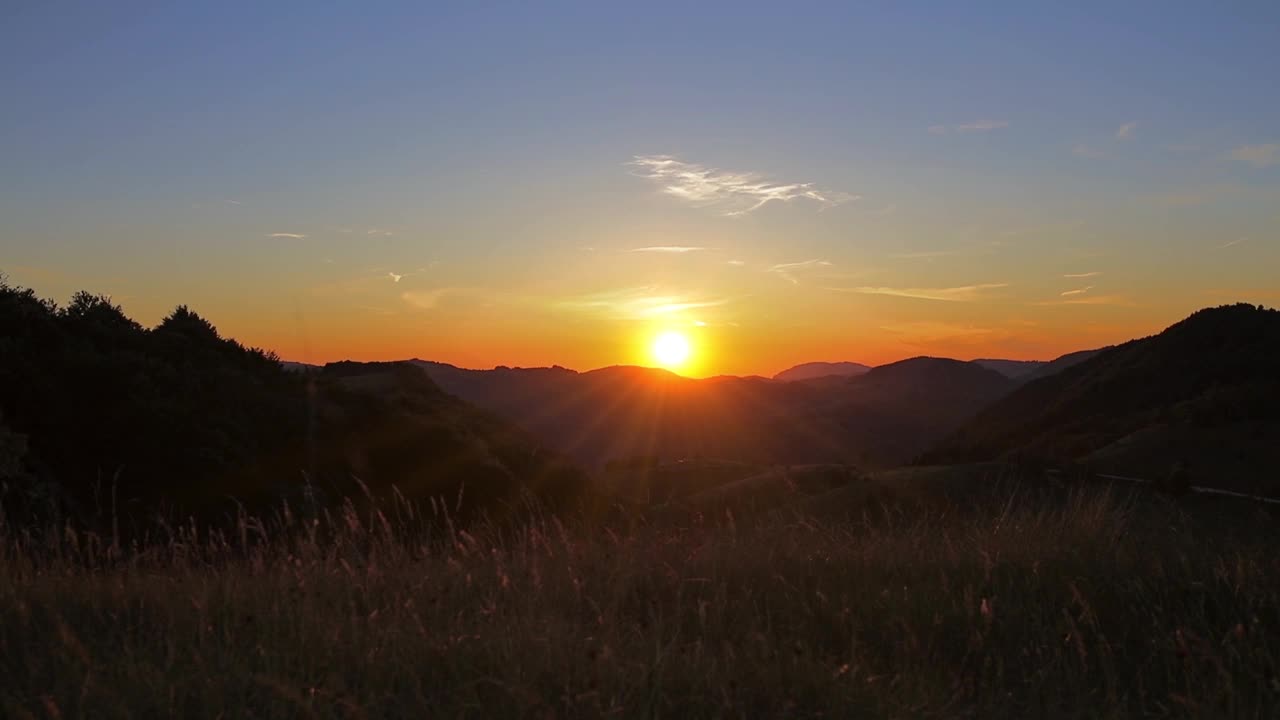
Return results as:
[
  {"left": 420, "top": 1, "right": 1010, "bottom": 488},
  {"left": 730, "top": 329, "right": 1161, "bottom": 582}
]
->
[{"left": 2, "top": 477, "right": 1278, "bottom": 718}]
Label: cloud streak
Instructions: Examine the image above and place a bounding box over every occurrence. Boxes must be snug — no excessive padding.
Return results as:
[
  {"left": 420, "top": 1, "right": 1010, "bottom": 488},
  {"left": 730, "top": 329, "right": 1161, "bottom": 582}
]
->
[
  {"left": 957, "top": 119, "right": 1009, "bottom": 132},
  {"left": 836, "top": 283, "right": 1008, "bottom": 302},
  {"left": 267, "top": 232, "right": 307, "bottom": 239},
  {"left": 557, "top": 286, "right": 731, "bottom": 319},
  {"left": 767, "top": 259, "right": 832, "bottom": 284},
  {"left": 628, "top": 246, "right": 706, "bottom": 253},
  {"left": 1060, "top": 286, "right": 1094, "bottom": 297},
  {"left": 1073, "top": 143, "right": 1104, "bottom": 158},
  {"left": 928, "top": 120, "right": 1009, "bottom": 134},
  {"left": 629, "top": 155, "right": 857, "bottom": 216},
  {"left": 1231, "top": 143, "right": 1279, "bottom": 167},
  {"left": 1035, "top": 294, "right": 1133, "bottom": 307},
  {"left": 1063, "top": 271, "right": 1102, "bottom": 278}
]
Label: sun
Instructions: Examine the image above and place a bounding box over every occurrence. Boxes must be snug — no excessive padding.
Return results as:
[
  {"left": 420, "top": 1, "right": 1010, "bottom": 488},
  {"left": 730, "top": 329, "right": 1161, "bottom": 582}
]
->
[{"left": 651, "top": 331, "right": 692, "bottom": 370}]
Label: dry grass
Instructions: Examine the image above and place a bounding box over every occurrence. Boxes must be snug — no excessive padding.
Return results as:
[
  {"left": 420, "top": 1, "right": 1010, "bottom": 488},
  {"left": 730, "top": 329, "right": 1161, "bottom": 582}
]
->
[{"left": 1, "top": 483, "right": 1278, "bottom": 718}]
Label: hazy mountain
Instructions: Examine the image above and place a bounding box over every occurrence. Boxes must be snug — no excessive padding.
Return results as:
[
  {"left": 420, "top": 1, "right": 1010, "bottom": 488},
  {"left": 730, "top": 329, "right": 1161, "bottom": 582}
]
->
[
  {"left": 773, "top": 361, "right": 872, "bottom": 382},
  {"left": 973, "top": 359, "right": 1045, "bottom": 379},
  {"left": 417, "top": 356, "right": 1015, "bottom": 469},
  {"left": 926, "top": 304, "right": 1280, "bottom": 491}
]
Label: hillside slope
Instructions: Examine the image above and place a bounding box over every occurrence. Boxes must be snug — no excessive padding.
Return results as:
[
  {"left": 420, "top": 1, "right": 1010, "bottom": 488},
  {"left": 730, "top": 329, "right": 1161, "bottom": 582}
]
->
[
  {"left": 926, "top": 304, "right": 1280, "bottom": 489},
  {"left": 773, "top": 361, "right": 871, "bottom": 382},
  {"left": 0, "top": 280, "right": 586, "bottom": 522}
]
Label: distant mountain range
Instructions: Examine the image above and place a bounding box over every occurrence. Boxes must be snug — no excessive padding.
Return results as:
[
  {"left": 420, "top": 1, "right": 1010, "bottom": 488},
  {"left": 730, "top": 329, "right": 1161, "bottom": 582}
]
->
[
  {"left": 413, "top": 356, "right": 1019, "bottom": 469},
  {"left": 289, "top": 304, "right": 1277, "bottom": 493},
  {"left": 8, "top": 270, "right": 1276, "bottom": 520}
]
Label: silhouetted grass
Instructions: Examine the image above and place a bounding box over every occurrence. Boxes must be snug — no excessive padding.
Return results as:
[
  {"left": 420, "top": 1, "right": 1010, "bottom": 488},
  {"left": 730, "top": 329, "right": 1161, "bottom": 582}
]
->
[{"left": 2, "top": 483, "right": 1278, "bottom": 718}]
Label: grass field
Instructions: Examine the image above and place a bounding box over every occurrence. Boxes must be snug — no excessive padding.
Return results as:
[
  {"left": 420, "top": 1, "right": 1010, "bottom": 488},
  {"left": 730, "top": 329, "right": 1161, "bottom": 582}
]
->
[{"left": 2, "top": 478, "right": 1278, "bottom": 718}]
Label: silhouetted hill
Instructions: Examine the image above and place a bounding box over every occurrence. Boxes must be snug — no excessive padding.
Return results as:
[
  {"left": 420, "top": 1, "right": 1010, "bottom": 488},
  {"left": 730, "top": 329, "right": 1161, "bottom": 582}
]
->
[
  {"left": 816, "top": 358, "right": 1016, "bottom": 461},
  {"left": 773, "top": 361, "right": 871, "bottom": 382},
  {"left": 417, "top": 356, "right": 1015, "bottom": 469},
  {"left": 0, "top": 278, "right": 586, "bottom": 525},
  {"left": 926, "top": 304, "right": 1280, "bottom": 491},
  {"left": 1021, "top": 348, "right": 1103, "bottom": 383},
  {"left": 974, "top": 358, "right": 1045, "bottom": 379}
]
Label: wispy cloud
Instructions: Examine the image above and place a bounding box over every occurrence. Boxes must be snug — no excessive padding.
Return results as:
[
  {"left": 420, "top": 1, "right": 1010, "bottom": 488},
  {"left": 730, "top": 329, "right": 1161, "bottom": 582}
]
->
[
  {"left": 401, "top": 288, "right": 479, "bottom": 310},
  {"left": 767, "top": 259, "right": 833, "bottom": 284},
  {"left": 1073, "top": 143, "right": 1104, "bottom": 158},
  {"left": 388, "top": 272, "right": 403, "bottom": 283},
  {"left": 367, "top": 228, "right": 395, "bottom": 237},
  {"left": 557, "top": 286, "right": 731, "bottom": 319},
  {"left": 1231, "top": 143, "right": 1279, "bottom": 168},
  {"left": 1219, "top": 237, "right": 1248, "bottom": 249},
  {"left": 1116, "top": 122, "right": 1138, "bottom": 140},
  {"left": 628, "top": 246, "right": 706, "bottom": 254},
  {"left": 836, "top": 283, "right": 1008, "bottom": 302},
  {"left": 880, "top": 321, "right": 1009, "bottom": 345},
  {"left": 1035, "top": 294, "right": 1133, "bottom": 307},
  {"left": 1060, "top": 286, "right": 1094, "bottom": 297},
  {"left": 889, "top": 249, "right": 968, "bottom": 261},
  {"left": 928, "top": 120, "right": 1010, "bottom": 134},
  {"left": 629, "top": 155, "right": 857, "bottom": 216},
  {"left": 1063, "top": 271, "right": 1102, "bottom": 278},
  {"left": 266, "top": 232, "right": 307, "bottom": 239},
  {"left": 726, "top": 259, "right": 746, "bottom": 266},
  {"left": 958, "top": 120, "right": 1009, "bottom": 132}
]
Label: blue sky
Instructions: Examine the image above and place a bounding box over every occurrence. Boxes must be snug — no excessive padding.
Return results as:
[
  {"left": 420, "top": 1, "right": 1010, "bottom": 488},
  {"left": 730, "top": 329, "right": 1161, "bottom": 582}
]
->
[{"left": 2, "top": 1, "right": 1277, "bottom": 374}]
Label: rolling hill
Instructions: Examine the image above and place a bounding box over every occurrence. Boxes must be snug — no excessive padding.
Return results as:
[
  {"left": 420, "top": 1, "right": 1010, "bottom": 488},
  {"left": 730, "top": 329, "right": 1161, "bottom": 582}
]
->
[
  {"left": 0, "top": 280, "right": 587, "bottom": 523},
  {"left": 926, "top": 304, "right": 1280, "bottom": 492},
  {"left": 773, "top": 361, "right": 872, "bottom": 382}
]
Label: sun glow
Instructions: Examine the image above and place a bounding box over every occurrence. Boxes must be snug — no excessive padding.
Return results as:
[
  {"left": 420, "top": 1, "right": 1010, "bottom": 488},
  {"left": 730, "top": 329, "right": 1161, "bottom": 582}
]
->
[{"left": 651, "top": 331, "right": 692, "bottom": 370}]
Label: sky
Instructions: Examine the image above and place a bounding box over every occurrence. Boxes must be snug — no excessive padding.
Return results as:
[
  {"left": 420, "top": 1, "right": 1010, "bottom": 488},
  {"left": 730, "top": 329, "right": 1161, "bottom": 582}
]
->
[{"left": 2, "top": 1, "right": 1278, "bottom": 377}]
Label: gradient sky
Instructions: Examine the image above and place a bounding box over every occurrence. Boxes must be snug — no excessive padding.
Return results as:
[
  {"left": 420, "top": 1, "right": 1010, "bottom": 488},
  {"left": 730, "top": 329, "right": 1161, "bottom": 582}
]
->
[{"left": 3, "top": 1, "right": 1278, "bottom": 377}]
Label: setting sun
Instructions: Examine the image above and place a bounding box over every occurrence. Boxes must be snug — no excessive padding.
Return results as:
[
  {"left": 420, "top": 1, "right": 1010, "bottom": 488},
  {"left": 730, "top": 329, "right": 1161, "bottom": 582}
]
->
[{"left": 652, "top": 331, "right": 692, "bottom": 370}]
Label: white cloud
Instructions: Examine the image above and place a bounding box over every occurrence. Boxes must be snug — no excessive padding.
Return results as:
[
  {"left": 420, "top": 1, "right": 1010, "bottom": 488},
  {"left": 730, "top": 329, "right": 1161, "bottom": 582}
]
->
[
  {"left": 1060, "top": 286, "right": 1094, "bottom": 297},
  {"left": 629, "top": 155, "right": 858, "bottom": 216},
  {"left": 266, "top": 232, "right": 307, "bottom": 239},
  {"left": 767, "top": 259, "right": 833, "bottom": 284},
  {"left": 1116, "top": 122, "right": 1138, "bottom": 140},
  {"left": 1219, "top": 237, "right": 1248, "bottom": 249},
  {"left": 388, "top": 272, "right": 403, "bottom": 283},
  {"left": 837, "top": 283, "right": 1008, "bottom": 302},
  {"left": 1231, "top": 143, "right": 1279, "bottom": 168},
  {"left": 367, "top": 228, "right": 395, "bottom": 237},
  {"left": 628, "top": 246, "right": 706, "bottom": 253},
  {"left": 726, "top": 259, "right": 746, "bottom": 266},
  {"left": 1063, "top": 271, "right": 1102, "bottom": 278}
]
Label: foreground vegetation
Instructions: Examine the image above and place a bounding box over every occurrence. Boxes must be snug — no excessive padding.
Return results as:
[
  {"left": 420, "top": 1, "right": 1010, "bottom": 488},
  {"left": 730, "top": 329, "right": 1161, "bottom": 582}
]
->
[{"left": 2, "top": 481, "right": 1277, "bottom": 718}]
